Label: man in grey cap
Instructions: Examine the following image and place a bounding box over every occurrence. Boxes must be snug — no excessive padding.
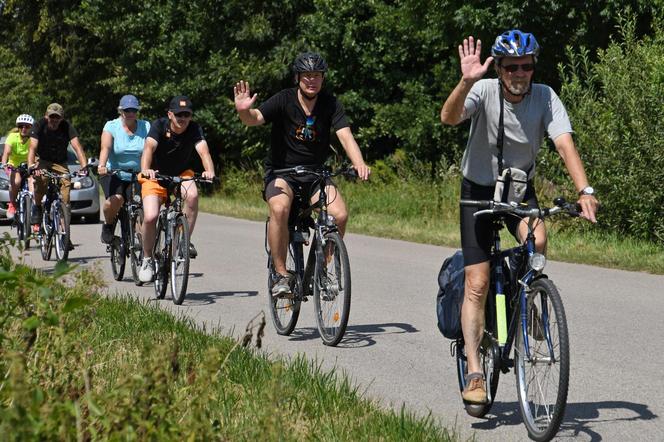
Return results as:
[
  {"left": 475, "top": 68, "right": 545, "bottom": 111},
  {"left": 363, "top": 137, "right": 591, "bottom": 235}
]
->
[{"left": 28, "top": 102, "right": 88, "bottom": 249}]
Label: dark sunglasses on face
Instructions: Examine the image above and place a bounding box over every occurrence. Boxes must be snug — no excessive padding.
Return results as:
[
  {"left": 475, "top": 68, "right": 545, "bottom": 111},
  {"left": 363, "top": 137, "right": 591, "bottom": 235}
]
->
[
  {"left": 174, "top": 112, "right": 192, "bottom": 118},
  {"left": 123, "top": 108, "right": 138, "bottom": 114},
  {"left": 48, "top": 114, "right": 62, "bottom": 120},
  {"left": 501, "top": 63, "right": 535, "bottom": 73},
  {"left": 18, "top": 124, "right": 31, "bottom": 129}
]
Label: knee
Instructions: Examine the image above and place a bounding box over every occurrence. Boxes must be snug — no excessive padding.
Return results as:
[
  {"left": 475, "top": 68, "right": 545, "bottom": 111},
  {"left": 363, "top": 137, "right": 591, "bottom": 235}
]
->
[
  {"left": 142, "top": 211, "right": 158, "bottom": 225},
  {"left": 535, "top": 236, "right": 547, "bottom": 253},
  {"left": 465, "top": 274, "right": 489, "bottom": 304},
  {"left": 332, "top": 208, "right": 348, "bottom": 225},
  {"left": 269, "top": 203, "right": 290, "bottom": 221}
]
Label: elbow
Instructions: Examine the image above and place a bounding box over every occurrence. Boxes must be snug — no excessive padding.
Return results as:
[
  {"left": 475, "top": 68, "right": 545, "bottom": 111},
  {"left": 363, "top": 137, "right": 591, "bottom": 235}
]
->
[{"left": 440, "top": 108, "right": 460, "bottom": 126}]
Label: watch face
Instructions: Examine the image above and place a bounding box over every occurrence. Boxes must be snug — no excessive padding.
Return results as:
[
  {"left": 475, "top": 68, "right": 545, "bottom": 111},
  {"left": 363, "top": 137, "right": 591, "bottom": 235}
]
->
[{"left": 582, "top": 186, "right": 594, "bottom": 195}]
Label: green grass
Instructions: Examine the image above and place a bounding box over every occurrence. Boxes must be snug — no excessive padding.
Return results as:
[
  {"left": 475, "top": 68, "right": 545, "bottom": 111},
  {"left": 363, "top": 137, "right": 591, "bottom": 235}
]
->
[
  {"left": 0, "top": 252, "right": 456, "bottom": 441},
  {"left": 201, "top": 170, "right": 664, "bottom": 274}
]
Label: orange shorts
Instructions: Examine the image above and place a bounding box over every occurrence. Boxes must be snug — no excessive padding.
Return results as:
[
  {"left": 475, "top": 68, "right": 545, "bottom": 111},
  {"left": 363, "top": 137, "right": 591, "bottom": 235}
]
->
[{"left": 139, "top": 169, "right": 194, "bottom": 200}]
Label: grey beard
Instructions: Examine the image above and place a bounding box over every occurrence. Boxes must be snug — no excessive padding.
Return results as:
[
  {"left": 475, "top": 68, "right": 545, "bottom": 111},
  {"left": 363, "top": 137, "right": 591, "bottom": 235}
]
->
[{"left": 506, "top": 81, "right": 531, "bottom": 96}]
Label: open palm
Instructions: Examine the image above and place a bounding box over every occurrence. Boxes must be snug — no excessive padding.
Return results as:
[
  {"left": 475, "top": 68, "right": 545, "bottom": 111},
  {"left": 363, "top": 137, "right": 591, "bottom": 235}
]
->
[
  {"left": 459, "top": 37, "right": 494, "bottom": 82},
  {"left": 234, "top": 80, "right": 257, "bottom": 112}
]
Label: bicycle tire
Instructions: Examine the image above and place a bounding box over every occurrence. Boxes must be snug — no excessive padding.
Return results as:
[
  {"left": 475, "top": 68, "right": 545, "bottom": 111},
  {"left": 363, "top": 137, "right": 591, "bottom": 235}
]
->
[
  {"left": 267, "top": 242, "right": 301, "bottom": 335},
  {"left": 40, "top": 209, "right": 52, "bottom": 261},
  {"left": 53, "top": 202, "right": 70, "bottom": 261},
  {"left": 312, "top": 232, "right": 351, "bottom": 346},
  {"left": 455, "top": 334, "right": 501, "bottom": 417},
  {"left": 170, "top": 215, "right": 190, "bottom": 305},
  {"left": 20, "top": 193, "right": 32, "bottom": 249},
  {"left": 515, "top": 277, "right": 569, "bottom": 441},
  {"left": 110, "top": 209, "right": 126, "bottom": 281},
  {"left": 130, "top": 208, "right": 144, "bottom": 286},
  {"left": 153, "top": 217, "right": 169, "bottom": 300}
]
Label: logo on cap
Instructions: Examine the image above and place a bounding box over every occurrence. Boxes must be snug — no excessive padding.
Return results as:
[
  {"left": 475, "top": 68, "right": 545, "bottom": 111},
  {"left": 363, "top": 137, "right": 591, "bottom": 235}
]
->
[{"left": 180, "top": 101, "right": 187, "bottom": 107}]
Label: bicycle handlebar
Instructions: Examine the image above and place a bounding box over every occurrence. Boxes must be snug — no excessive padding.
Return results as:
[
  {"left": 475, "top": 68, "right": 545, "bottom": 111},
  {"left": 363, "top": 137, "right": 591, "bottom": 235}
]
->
[
  {"left": 147, "top": 172, "right": 219, "bottom": 185},
  {"left": 460, "top": 197, "right": 581, "bottom": 219},
  {"left": 272, "top": 165, "right": 358, "bottom": 180}
]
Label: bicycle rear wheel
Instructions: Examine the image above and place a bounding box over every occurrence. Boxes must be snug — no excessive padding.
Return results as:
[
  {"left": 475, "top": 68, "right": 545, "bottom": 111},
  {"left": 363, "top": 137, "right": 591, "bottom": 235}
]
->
[
  {"left": 312, "top": 232, "right": 351, "bottom": 346},
  {"left": 267, "top": 242, "right": 301, "bottom": 335},
  {"left": 53, "top": 202, "right": 70, "bottom": 261},
  {"left": 130, "top": 208, "right": 144, "bottom": 286},
  {"left": 19, "top": 193, "right": 32, "bottom": 249},
  {"left": 153, "top": 219, "right": 169, "bottom": 300},
  {"left": 515, "top": 277, "right": 569, "bottom": 441},
  {"left": 455, "top": 334, "right": 501, "bottom": 418},
  {"left": 170, "top": 215, "right": 190, "bottom": 305},
  {"left": 110, "top": 211, "right": 126, "bottom": 281}
]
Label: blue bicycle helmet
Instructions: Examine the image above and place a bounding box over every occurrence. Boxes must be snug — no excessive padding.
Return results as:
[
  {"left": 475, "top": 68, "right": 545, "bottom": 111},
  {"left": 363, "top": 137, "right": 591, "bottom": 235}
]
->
[{"left": 491, "top": 30, "right": 540, "bottom": 61}]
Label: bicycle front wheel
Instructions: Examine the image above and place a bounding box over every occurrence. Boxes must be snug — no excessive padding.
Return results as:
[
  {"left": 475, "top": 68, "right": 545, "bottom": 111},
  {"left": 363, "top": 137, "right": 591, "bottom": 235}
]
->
[
  {"left": 110, "top": 211, "right": 126, "bottom": 281},
  {"left": 515, "top": 277, "right": 569, "bottom": 441},
  {"left": 170, "top": 215, "right": 190, "bottom": 305},
  {"left": 130, "top": 208, "right": 144, "bottom": 286},
  {"left": 267, "top": 242, "right": 301, "bottom": 335},
  {"left": 153, "top": 218, "right": 169, "bottom": 300},
  {"left": 53, "top": 202, "right": 70, "bottom": 261},
  {"left": 313, "top": 231, "right": 351, "bottom": 346},
  {"left": 19, "top": 193, "right": 32, "bottom": 249}
]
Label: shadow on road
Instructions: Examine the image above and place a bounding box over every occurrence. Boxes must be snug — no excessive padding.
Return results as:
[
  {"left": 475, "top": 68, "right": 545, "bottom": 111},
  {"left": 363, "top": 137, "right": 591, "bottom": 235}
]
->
[
  {"left": 184, "top": 290, "right": 259, "bottom": 305},
  {"left": 288, "top": 322, "right": 419, "bottom": 348},
  {"left": 469, "top": 400, "right": 657, "bottom": 441}
]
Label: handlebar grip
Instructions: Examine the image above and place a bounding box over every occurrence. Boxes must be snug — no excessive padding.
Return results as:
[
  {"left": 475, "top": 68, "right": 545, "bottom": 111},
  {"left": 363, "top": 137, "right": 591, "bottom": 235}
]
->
[{"left": 460, "top": 199, "right": 492, "bottom": 208}]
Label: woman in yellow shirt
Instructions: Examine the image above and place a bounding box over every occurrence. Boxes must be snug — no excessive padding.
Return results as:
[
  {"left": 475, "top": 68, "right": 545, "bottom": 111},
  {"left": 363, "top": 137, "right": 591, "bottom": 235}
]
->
[{"left": 2, "top": 114, "right": 34, "bottom": 219}]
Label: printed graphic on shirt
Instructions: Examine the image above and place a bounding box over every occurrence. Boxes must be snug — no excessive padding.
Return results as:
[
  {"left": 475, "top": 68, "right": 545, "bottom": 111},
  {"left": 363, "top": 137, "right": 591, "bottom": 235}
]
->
[{"left": 295, "top": 116, "right": 317, "bottom": 142}]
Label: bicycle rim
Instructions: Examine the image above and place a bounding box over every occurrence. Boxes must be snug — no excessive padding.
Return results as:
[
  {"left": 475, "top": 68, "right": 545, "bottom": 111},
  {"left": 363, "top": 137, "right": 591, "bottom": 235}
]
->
[
  {"left": 515, "top": 278, "right": 569, "bottom": 441},
  {"left": 110, "top": 215, "right": 126, "bottom": 281},
  {"left": 53, "top": 203, "right": 70, "bottom": 261},
  {"left": 153, "top": 221, "right": 169, "bottom": 299},
  {"left": 455, "top": 334, "right": 500, "bottom": 418},
  {"left": 313, "top": 232, "right": 351, "bottom": 346},
  {"left": 40, "top": 211, "right": 52, "bottom": 261},
  {"left": 130, "top": 208, "right": 144, "bottom": 285},
  {"left": 267, "top": 244, "right": 301, "bottom": 335},
  {"left": 21, "top": 194, "right": 32, "bottom": 249},
  {"left": 170, "top": 215, "right": 190, "bottom": 305}
]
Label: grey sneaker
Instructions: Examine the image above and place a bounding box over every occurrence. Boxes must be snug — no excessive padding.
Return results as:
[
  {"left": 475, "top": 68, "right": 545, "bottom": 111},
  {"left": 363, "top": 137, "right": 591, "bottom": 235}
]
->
[
  {"left": 271, "top": 273, "right": 292, "bottom": 296},
  {"left": 138, "top": 257, "right": 154, "bottom": 282}
]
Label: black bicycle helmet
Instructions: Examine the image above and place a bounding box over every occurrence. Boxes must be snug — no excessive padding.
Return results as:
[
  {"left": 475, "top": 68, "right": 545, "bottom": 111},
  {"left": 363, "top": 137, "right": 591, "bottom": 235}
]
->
[{"left": 292, "top": 52, "right": 328, "bottom": 74}]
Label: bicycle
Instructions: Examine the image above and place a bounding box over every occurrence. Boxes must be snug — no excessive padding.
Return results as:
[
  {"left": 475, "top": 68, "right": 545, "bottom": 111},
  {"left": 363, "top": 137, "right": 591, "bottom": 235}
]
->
[
  {"left": 35, "top": 168, "right": 83, "bottom": 262},
  {"left": 2, "top": 163, "right": 33, "bottom": 249},
  {"left": 265, "top": 165, "right": 356, "bottom": 346},
  {"left": 150, "top": 173, "right": 212, "bottom": 305},
  {"left": 103, "top": 169, "right": 144, "bottom": 285},
  {"left": 452, "top": 197, "right": 579, "bottom": 441}
]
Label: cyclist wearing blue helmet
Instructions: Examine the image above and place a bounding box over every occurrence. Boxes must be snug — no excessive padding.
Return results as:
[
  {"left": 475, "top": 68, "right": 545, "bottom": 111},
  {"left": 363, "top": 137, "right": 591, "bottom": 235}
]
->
[{"left": 440, "top": 31, "right": 598, "bottom": 404}]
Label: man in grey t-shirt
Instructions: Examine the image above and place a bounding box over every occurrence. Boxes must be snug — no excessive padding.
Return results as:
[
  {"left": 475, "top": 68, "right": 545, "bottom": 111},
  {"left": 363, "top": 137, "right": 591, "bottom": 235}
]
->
[{"left": 440, "top": 30, "right": 598, "bottom": 404}]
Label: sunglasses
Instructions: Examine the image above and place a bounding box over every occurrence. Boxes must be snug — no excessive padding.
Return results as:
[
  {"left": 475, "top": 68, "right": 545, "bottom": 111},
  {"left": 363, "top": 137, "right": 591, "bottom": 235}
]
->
[
  {"left": 48, "top": 114, "right": 62, "bottom": 120},
  {"left": 501, "top": 63, "right": 535, "bottom": 73},
  {"left": 123, "top": 108, "right": 138, "bottom": 114},
  {"left": 174, "top": 112, "right": 192, "bottom": 118},
  {"left": 17, "top": 124, "right": 31, "bottom": 129}
]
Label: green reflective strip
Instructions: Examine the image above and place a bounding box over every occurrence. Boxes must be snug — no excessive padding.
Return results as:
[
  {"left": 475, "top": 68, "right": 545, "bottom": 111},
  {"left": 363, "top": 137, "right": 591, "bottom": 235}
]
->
[{"left": 496, "top": 293, "right": 508, "bottom": 345}]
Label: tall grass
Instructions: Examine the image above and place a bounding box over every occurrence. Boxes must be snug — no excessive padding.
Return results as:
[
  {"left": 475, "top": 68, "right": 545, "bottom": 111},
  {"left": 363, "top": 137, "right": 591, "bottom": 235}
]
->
[
  {"left": 202, "top": 161, "right": 664, "bottom": 274},
  {"left": 0, "top": 240, "right": 455, "bottom": 440}
]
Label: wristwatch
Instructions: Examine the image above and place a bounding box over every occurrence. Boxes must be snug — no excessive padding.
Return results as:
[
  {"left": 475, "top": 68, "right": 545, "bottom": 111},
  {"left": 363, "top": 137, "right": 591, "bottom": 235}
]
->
[{"left": 579, "top": 186, "right": 595, "bottom": 196}]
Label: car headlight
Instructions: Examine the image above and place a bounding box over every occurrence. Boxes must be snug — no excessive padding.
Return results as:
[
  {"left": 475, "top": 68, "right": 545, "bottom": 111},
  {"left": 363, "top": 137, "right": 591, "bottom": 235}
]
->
[
  {"left": 74, "top": 176, "right": 94, "bottom": 189},
  {"left": 0, "top": 178, "right": 9, "bottom": 191},
  {"left": 528, "top": 253, "right": 546, "bottom": 272}
]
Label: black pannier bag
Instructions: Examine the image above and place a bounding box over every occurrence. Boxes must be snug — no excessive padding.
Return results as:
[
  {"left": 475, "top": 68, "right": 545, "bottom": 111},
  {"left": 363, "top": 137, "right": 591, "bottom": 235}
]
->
[{"left": 436, "top": 250, "right": 465, "bottom": 339}]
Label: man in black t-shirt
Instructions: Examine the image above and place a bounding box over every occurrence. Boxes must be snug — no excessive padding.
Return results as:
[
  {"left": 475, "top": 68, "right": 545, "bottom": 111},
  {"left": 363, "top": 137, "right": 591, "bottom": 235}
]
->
[
  {"left": 28, "top": 103, "right": 88, "bottom": 246},
  {"left": 138, "top": 95, "right": 215, "bottom": 283},
  {"left": 234, "top": 52, "right": 370, "bottom": 296}
]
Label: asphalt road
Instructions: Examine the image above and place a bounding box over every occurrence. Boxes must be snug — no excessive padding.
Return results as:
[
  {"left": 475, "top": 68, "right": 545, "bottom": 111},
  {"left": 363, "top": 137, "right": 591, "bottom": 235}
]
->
[{"left": 5, "top": 213, "right": 663, "bottom": 441}]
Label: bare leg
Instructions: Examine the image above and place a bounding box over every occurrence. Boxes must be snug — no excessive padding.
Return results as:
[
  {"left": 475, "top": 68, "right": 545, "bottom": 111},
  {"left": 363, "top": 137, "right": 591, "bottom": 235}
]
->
[
  {"left": 141, "top": 195, "right": 162, "bottom": 258},
  {"left": 461, "top": 261, "right": 490, "bottom": 374},
  {"left": 265, "top": 178, "right": 293, "bottom": 275},
  {"left": 181, "top": 180, "right": 198, "bottom": 237},
  {"left": 103, "top": 194, "right": 124, "bottom": 224}
]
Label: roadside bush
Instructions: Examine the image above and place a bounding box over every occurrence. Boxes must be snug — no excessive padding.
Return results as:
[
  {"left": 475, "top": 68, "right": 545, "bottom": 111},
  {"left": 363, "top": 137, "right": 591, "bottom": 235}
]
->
[{"left": 556, "top": 17, "right": 664, "bottom": 240}]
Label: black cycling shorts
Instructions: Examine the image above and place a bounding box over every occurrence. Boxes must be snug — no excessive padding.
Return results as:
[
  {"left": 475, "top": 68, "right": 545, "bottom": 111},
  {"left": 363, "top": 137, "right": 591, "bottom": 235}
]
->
[
  {"left": 460, "top": 177, "right": 538, "bottom": 267},
  {"left": 99, "top": 174, "right": 140, "bottom": 201},
  {"left": 262, "top": 168, "right": 333, "bottom": 202}
]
